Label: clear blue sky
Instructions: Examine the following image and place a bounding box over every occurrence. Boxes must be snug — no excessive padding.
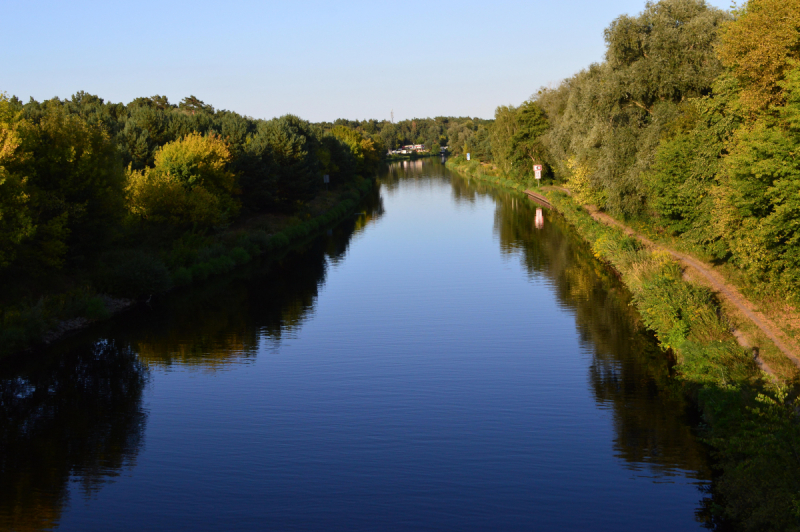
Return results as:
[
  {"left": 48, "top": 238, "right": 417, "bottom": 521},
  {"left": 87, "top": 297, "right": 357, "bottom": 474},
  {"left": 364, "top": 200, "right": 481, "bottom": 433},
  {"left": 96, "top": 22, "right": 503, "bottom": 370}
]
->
[{"left": 4, "top": 0, "right": 731, "bottom": 122}]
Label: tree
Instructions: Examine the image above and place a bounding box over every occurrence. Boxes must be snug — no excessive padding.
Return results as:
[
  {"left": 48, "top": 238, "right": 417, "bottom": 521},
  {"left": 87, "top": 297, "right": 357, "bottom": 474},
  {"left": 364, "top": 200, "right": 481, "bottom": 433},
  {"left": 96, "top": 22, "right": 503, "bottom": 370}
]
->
[
  {"left": 9, "top": 100, "right": 125, "bottom": 268},
  {"left": 717, "top": 64, "right": 800, "bottom": 293},
  {"left": 246, "top": 115, "right": 321, "bottom": 208},
  {"left": 330, "top": 125, "right": 381, "bottom": 176},
  {"left": 717, "top": 0, "right": 800, "bottom": 112},
  {"left": 178, "top": 95, "right": 214, "bottom": 114},
  {"left": 0, "top": 95, "right": 33, "bottom": 269},
  {"left": 510, "top": 100, "right": 550, "bottom": 175},
  {"left": 126, "top": 132, "right": 238, "bottom": 228},
  {"left": 538, "top": 0, "right": 730, "bottom": 214}
]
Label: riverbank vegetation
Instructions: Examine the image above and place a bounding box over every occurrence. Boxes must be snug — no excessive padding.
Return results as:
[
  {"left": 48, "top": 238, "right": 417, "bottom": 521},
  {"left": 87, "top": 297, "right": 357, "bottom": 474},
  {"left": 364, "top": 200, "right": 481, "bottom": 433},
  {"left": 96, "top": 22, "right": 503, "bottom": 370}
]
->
[
  {"left": 0, "top": 93, "right": 383, "bottom": 356},
  {"left": 447, "top": 0, "right": 800, "bottom": 528}
]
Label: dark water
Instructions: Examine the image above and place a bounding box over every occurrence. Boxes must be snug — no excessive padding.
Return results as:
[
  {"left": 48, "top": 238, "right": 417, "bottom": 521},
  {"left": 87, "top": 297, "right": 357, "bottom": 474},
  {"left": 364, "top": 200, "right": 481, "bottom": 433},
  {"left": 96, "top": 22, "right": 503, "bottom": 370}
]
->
[{"left": 0, "top": 160, "right": 714, "bottom": 531}]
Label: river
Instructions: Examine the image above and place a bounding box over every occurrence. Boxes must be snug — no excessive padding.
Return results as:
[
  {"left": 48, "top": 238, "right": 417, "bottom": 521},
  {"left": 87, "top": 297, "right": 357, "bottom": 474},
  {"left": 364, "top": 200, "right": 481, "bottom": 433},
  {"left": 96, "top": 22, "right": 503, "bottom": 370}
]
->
[{"left": 0, "top": 159, "right": 715, "bottom": 531}]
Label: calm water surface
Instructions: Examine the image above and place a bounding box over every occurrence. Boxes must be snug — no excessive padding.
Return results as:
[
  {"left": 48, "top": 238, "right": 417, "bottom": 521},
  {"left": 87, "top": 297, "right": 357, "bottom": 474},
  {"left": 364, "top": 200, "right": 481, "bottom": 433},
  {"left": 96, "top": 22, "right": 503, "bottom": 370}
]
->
[{"left": 0, "top": 160, "right": 714, "bottom": 531}]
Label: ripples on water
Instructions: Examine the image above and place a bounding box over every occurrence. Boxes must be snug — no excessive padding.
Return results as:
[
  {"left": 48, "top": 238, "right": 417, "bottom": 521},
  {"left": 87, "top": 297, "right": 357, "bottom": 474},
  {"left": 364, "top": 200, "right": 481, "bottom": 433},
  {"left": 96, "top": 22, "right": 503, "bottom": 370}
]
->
[{"left": 0, "top": 160, "right": 715, "bottom": 531}]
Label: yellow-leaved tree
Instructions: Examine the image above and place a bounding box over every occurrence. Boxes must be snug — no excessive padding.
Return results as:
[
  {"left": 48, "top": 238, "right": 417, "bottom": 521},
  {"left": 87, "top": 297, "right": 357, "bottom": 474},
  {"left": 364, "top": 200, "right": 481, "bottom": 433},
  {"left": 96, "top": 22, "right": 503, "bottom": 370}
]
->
[
  {"left": 0, "top": 95, "right": 33, "bottom": 269},
  {"left": 566, "top": 157, "right": 606, "bottom": 207},
  {"left": 126, "top": 132, "right": 238, "bottom": 229},
  {"left": 330, "top": 125, "right": 381, "bottom": 176},
  {"left": 718, "top": 0, "right": 800, "bottom": 112}
]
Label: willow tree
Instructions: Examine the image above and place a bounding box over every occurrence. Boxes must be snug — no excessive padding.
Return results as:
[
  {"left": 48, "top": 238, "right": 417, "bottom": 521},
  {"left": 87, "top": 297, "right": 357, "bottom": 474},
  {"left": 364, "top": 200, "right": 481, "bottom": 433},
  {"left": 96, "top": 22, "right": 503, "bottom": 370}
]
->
[{"left": 539, "top": 0, "right": 730, "bottom": 214}]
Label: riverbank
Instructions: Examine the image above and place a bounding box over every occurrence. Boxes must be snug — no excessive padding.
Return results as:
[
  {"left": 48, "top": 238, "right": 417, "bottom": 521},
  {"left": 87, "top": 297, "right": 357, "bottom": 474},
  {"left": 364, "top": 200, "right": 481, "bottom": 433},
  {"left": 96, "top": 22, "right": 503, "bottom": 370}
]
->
[
  {"left": 0, "top": 176, "right": 375, "bottom": 358},
  {"left": 446, "top": 157, "right": 800, "bottom": 531}
]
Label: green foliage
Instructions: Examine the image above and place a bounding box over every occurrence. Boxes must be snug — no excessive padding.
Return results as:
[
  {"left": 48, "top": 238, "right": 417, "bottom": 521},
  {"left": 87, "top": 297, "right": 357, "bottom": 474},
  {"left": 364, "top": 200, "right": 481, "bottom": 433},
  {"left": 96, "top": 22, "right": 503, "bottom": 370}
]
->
[
  {"left": 99, "top": 250, "right": 172, "bottom": 298},
  {"left": 329, "top": 125, "right": 381, "bottom": 176},
  {"left": 538, "top": 0, "right": 729, "bottom": 215},
  {"left": 8, "top": 99, "right": 126, "bottom": 269},
  {"left": 706, "top": 385, "right": 800, "bottom": 531},
  {"left": 0, "top": 95, "right": 34, "bottom": 269},
  {"left": 716, "top": 64, "right": 800, "bottom": 296},
  {"left": 239, "top": 115, "right": 322, "bottom": 211}
]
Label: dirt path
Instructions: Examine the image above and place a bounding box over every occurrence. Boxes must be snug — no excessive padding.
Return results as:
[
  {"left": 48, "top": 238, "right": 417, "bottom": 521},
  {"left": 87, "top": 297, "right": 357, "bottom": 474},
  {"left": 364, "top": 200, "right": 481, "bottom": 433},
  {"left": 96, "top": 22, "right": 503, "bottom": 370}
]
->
[
  {"left": 588, "top": 206, "right": 800, "bottom": 376},
  {"left": 537, "top": 187, "right": 799, "bottom": 377}
]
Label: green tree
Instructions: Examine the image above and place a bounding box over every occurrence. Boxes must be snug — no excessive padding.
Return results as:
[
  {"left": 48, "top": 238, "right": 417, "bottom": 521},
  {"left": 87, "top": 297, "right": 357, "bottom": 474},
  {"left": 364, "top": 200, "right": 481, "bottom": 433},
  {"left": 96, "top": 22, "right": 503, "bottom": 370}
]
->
[
  {"left": 0, "top": 95, "right": 34, "bottom": 269},
  {"left": 9, "top": 100, "right": 125, "bottom": 269},
  {"left": 717, "top": 64, "right": 800, "bottom": 294},
  {"left": 245, "top": 115, "right": 321, "bottom": 209},
  {"left": 644, "top": 74, "right": 743, "bottom": 258},
  {"left": 538, "top": 0, "right": 729, "bottom": 214}
]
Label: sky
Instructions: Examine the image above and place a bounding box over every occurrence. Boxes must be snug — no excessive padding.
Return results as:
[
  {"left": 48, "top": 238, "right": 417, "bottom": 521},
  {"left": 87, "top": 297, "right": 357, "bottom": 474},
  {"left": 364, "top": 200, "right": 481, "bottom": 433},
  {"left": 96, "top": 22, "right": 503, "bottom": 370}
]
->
[{"left": 4, "top": 0, "right": 732, "bottom": 122}]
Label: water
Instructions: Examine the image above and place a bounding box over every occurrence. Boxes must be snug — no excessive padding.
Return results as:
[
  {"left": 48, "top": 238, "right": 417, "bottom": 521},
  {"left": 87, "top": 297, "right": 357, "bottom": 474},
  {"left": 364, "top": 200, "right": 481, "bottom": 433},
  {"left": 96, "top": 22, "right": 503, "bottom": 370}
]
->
[{"left": 0, "top": 159, "right": 713, "bottom": 531}]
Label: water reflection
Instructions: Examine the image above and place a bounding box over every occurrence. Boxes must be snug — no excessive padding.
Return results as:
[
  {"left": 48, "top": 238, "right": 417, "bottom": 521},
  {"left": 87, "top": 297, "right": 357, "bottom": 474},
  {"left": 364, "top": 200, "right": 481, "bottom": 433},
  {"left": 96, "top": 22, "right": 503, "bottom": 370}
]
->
[
  {"left": 116, "top": 185, "right": 385, "bottom": 369},
  {"left": 0, "top": 341, "right": 147, "bottom": 531},
  {"left": 0, "top": 186, "right": 384, "bottom": 530},
  {"left": 379, "top": 160, "right": 429, "bottom": 192},
  {"left": 0, "top": 164, "right": 716, "bottom": 530},
  {"left": 449, "top": 170, "right": 712, "bottom": 500}
]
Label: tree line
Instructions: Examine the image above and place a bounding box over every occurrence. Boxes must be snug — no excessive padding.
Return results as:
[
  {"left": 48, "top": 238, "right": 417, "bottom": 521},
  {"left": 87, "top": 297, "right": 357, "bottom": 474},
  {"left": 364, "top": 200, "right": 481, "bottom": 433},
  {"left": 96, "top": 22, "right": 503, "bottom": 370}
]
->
[
  {"left": 475, "top": 0, "right": 800, "bottom": 303},
  {"left": 0, "top": 94, "right": 386, "bottom": 279},
  {"left": 324, "top": 116, "right": 492, "bottom": 157}
]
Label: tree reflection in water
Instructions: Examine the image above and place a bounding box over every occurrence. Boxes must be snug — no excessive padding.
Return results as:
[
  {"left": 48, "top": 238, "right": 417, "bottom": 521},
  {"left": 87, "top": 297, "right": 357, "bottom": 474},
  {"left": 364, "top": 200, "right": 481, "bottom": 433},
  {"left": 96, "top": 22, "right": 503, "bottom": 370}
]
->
[
  {"left": 0, "top": 185, "right": 384, "bottom": 530},
  {"left": 114, "top": 184, "right": 385, "bottom": 369},
  {"left": 0, "top": 341, "right": 148, "bottom": 531},
  {"left": 450, "top": 171, "right": 712, "bottom": 493}
]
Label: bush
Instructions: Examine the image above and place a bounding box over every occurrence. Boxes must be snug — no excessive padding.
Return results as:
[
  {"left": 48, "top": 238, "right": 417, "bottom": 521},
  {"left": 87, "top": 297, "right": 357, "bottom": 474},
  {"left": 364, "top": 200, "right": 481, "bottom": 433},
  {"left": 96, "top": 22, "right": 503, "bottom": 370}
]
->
[
  {"left": 191, "top": 261, "right": 211, "bottom": 281},
  {"left": 0, "top": 300, "right": 51, "bottom": 356},
  {"left": 83, "top": 296, "right": 110, "bottom": 319},
  {"left": 208, "top": 255, "right": 235, "bottom": 275},
  {"left": 196, "top": 244, "right": 226, "bottom": 263},
  {"left": 101, "top": 250, "right": 172, "bottom": 298},
  {"left": 230, "top": 247, "right": 251, "bottom": 265},
  {"left": 172, "top": 267, "right": 192, "bottom": 287},
  {"left": 247, "top": 230, "right": 270, "bottom": 254}
]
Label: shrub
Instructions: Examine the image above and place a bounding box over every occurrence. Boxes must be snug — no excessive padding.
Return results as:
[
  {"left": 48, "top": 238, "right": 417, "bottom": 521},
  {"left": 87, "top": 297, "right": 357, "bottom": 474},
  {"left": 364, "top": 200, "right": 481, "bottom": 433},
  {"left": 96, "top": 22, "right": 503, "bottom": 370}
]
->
[
  {"left": 208, "top": 256, "right": 235, "bottom": 275},
  {"left": 230, "top": 247, "right": 251, "bottom": 265},
  {"left": 270, "top": 234, "right": 290, "bottom": 250},
  {"left": 83, "top": 296, "right": 110, "bottom": 320},
  {"left": 172, "top": 267, "right": 192, "bottom": 287},
  {"left": 246, "top": 231, "right": 270, "bottom": 254},
  {"left": 196, "top": 244, "right": 226, "bottom": 263},
  {"left": 190, "top": 261, "right": 211, "bottom": 281},
  {"left": 100, "top": 250, "right": 172, "bottom": 298}
]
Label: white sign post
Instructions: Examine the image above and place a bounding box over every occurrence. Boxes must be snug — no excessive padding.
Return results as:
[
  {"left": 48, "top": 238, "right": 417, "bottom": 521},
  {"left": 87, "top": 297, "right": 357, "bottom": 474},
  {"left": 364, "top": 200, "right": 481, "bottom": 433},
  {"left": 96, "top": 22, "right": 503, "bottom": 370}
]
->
[{"left": 534, "top": 164, "right": 543, "bottom": 186}]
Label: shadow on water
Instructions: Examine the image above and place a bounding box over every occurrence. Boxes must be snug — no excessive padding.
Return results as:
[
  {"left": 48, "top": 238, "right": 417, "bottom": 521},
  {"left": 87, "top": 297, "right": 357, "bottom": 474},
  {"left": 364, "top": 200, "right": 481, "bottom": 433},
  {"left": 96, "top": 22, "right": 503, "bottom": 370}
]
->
[
  {"left": 0, "top": 341, "right": 147, "bottom": 531},
  {"left": 0, "top": 186, "right": 384, "bottom": 529},
  {"left": 448, "top": 168, "right": 715, "bottom": 525}
]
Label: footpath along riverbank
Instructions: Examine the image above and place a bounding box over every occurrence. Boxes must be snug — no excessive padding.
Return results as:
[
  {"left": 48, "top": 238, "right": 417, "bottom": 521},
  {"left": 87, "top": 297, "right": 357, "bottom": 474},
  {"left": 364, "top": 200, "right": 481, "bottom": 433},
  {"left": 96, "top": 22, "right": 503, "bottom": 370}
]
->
[
  {"left": 1, "top": 176, "right": 376, "bottom": 358},
  {"left": 446, "top": 157, "right": 800, "bottom": 531}
]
